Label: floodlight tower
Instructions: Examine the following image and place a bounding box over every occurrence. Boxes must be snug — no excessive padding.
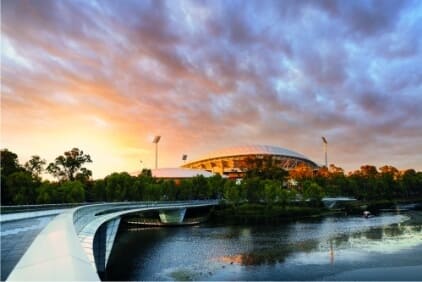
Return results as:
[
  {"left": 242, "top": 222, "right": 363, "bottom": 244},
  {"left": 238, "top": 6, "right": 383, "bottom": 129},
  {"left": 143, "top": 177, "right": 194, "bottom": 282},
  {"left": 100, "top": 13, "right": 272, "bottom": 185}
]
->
[
  {"left": 322, "top": 136, "right": 328, "bottom": 168},
  {"left": 182, "top": 154, "right": 187, "bottom": 164},
  {"left": 153, "top": 136, "right": 161, "bottom": 169}
]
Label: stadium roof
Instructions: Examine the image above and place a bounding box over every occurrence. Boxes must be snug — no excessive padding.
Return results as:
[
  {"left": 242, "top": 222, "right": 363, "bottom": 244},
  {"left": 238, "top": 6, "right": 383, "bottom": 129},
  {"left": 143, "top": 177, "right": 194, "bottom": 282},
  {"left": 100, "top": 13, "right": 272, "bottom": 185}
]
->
[{"left": 190, "top": 144, "right": 312, "bottom": 162}]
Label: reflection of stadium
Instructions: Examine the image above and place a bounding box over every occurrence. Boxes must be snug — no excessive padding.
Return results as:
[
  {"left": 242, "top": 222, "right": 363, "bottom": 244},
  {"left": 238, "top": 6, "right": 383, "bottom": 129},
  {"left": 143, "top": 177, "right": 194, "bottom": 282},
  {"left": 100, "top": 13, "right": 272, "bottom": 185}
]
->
[{"left": 182, "top": 145, "right": 318, "bottom": 178}]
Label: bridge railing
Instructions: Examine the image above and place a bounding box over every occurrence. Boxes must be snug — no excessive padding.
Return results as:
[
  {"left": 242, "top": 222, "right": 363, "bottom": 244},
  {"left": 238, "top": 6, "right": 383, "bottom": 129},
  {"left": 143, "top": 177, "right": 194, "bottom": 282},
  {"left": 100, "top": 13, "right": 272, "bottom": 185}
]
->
[
  {"left": 0, "top": 203, "right": 87, "bottom": 214},
  {"left": 72, "top": 200, "right": 219, "bottom": 233},
  {"left": 7, "top": 200, "right": 219, "bottom": 281}
]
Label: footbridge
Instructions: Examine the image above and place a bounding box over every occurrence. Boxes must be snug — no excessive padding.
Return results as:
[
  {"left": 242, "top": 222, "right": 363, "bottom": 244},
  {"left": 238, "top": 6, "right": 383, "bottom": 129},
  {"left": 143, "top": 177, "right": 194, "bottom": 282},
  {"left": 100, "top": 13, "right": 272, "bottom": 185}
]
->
[{"left": 7, "top": 200, "right": 218, "bottom": 281}]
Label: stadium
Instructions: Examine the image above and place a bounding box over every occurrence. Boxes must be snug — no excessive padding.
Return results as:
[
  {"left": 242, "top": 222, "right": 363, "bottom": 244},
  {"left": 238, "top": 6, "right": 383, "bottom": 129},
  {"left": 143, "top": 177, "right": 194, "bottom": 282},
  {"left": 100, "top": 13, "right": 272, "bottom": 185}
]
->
[{"left": 182, "top": 145, "right": 318, "bottom": 178}]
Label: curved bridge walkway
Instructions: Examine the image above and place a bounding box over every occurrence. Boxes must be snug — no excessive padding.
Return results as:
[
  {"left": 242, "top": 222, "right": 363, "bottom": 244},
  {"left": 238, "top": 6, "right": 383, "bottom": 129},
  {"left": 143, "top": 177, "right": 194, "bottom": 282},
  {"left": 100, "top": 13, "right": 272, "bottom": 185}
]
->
[{"left": 6, "top": 200, "right": 218, "bottom": 281}]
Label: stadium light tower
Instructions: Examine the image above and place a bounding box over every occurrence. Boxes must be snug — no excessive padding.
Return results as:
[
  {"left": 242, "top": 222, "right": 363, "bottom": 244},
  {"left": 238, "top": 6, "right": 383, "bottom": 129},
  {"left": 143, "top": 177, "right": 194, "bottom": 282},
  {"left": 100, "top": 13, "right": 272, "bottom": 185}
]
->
[
  {"left": 182, "top": 154, "right": 187, "bottom": 164},
  {"left": 322, "top": 136, "right": 328, "bottom": 168},
  {"left": 153, "top": 136, "right": 161, "bottom": 169}
]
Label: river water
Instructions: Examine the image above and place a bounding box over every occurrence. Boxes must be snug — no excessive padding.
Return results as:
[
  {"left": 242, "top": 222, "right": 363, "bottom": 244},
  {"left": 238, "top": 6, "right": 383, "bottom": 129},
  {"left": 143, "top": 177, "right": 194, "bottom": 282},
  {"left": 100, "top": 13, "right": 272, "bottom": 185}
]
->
[{"left": 106, "top": 211, "right": 422, "bottom": 281}]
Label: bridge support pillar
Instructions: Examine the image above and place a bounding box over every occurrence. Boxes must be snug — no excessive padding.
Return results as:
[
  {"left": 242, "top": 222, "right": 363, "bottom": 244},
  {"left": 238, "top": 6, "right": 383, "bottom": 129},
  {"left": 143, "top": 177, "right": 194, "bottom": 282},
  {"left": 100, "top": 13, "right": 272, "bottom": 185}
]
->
[
  {"left": 158, "top": 208, "right": 186, "bottom": 224},
  {"left": 93, "top": 217, "right": 121, "bottom": 276}
]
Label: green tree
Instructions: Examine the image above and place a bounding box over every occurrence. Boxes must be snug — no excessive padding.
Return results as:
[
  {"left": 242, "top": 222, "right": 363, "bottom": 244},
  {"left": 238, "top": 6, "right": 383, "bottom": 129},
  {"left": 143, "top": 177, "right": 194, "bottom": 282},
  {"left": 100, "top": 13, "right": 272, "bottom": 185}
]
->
[
  {"left": 263, "top": 180, "right": 280, "bottom": 206},
  {"left": 178, "top": 179, "right": 193, "bottom": 200},
  {"left": 24, "top": 155, "right": 46, "bottom": 179},
  {"left": 36, "top": 181, "right": 58, "bottom": 204},
  {"left": 1, "top": 149, "right": 24, "bottom": 204},
  {"left": 83, "top": 180, "right": 95, "bottom": 202},
  {"left": 245, "top": 166, "right": 288, "bottom": 181},
  {"left": 135, "top": 172, "right": 154, "bottom": 200},
  {"left": 6, "top": 171, "right": 36, "bottom": 204},
  {"left": 192, "top": 175, "right": 210, "bottom": 199},
  {"left": 93, "top": 179, "right": 107, "bottom": 201},
  {"left": 326, "top": 172, "right": 348, "bottom": 197},
  {"left": 348, "top": 167, "right": 380, "bottom": 200},
  {"left": 207, "top": 174, "right": 226, "bottom": 199},
  {"left": 377, "top": 165, "right": 399, "bottom": 199},
  {"left": 143, "top": 183, "right": 162, "bottom": 201},
  {"left": 400, "top": 169, "right": 421, "bottom": 197},
  {"left": 303, "top": 181, "right": 324, "bottom": 204},
  {"left": 359, "top": 165, "right": 378, "bottom": 177},
  {"left": 162, "top": 180, "right": 177, "bottom": 201},
  {"left": 104, "top": 172, "right": 133, "bottom": 201},
  {"left": 1, "top": 149, "right": 22, "bottom": 176},
  {"left": 60, "top": 181, "right": 85, "bottom": 203},
  {"left": 278, "top": 188, "right": 294, "bottom": 208},
  {"left": 242, "top": 177, "right": 263, "bottom": 203},
  {"left": 47, "top": 148, "right": 92, "bottom": 181},
  {"left": 223, "top": 180, "right": 240, "bottom": 205},
  {"left": 127, "top": 177, "right": 143, "bottom": 201},
  {"left": 75, "top": 168, "right": 93, "bottom": 183},
  {"left": 140, "top": 169, "right": 152, "bottom": 177}
]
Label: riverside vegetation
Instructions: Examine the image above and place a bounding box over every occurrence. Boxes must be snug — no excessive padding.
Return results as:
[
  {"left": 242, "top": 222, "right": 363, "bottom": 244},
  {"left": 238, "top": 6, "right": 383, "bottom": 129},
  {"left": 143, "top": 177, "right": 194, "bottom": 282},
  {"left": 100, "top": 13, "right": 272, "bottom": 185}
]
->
[{"left": 2, "top": 148, "right": 422, "bottom": 222}]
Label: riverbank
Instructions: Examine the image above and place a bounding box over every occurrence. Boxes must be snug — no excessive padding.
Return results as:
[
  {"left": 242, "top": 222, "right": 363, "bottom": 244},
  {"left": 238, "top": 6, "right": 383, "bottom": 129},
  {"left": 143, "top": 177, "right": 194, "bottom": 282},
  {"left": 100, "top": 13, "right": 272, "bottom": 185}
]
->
[
  {"left": 209, "top": 203, "right": 331, "bottom": 225},
  {"left": 209, "top": 198, "right": 422, "bottom": 225},
  {"left": 341, "top": 197, "right": 422, "bottom": 215}
]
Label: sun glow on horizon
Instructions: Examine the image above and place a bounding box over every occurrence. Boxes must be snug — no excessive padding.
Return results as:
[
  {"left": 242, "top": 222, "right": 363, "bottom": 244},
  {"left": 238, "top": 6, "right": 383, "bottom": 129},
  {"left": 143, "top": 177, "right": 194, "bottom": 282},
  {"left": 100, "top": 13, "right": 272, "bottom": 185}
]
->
[{"left": 2, "top": 0, "right": 422, "bottom": 177}]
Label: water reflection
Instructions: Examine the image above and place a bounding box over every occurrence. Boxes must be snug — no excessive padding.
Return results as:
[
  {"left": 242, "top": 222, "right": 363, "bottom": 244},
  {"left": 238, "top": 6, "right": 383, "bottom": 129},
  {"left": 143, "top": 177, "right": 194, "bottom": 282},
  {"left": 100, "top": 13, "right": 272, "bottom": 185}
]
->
[
  {"left": 287, "top": 215, "right": 422, "bottom": 267},
  {"left": 329, "top": 239, "right": 334, "bottom": 265},
  {"left": 106, "top": 211, "right": 422, "bottom": 281},
  {"left": 214, "top": 213, "right": 417, "bottom": 268}
]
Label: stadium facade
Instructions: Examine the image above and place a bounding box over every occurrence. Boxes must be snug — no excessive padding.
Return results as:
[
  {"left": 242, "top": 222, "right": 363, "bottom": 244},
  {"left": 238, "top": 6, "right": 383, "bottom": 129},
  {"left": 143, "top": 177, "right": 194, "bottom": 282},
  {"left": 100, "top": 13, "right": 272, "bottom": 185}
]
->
[{"left": 182, "top": 145, "right": 318, "bottom": 178}]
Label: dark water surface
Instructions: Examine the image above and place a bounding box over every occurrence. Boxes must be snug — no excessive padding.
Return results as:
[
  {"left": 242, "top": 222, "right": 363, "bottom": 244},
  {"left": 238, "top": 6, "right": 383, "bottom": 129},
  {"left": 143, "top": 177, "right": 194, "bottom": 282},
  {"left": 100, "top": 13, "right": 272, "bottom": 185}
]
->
[{"left": 106, "top": 211, "right": 422, "bottom": 281}]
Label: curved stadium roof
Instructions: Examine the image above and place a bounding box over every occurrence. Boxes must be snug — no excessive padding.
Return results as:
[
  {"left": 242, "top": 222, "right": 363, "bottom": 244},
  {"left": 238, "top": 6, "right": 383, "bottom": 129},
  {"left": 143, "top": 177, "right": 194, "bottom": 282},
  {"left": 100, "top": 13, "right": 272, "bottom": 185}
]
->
[{"left": 189, "top": 144, "right": 314, "bottom": 164}]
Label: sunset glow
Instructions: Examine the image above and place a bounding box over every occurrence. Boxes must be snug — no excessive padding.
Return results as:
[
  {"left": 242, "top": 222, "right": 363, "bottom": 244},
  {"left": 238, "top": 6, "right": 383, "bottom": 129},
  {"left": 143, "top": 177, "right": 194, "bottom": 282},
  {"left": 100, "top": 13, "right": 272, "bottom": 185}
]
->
[{"left": 2, "top": 0, "right": 422, "bottom": 178}]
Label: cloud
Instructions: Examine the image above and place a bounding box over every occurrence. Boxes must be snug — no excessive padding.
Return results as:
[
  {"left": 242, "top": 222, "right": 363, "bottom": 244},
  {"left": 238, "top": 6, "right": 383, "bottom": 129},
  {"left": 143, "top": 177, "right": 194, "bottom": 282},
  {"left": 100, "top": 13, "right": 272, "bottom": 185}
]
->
[{"left": 1, "top": 0, "right": 421, "bottom": 176}]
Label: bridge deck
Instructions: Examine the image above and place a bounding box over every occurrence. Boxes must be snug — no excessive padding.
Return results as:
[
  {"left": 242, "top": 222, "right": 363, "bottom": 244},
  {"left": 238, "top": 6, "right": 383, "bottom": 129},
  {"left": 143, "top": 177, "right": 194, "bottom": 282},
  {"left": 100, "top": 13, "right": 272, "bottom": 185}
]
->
[
  {"left": 6, "top": 201, "right": 219, "bottom": 281},
  {"left": 0, "top": 215, "right": 58, "bottom": 280}
]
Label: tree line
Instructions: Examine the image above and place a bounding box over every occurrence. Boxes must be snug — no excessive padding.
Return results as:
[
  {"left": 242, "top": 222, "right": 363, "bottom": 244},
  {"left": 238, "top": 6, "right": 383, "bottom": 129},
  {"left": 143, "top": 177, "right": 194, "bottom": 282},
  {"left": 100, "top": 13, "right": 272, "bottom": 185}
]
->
[{"left": 1, "top": 148, "right": 422, "bottom": 205}]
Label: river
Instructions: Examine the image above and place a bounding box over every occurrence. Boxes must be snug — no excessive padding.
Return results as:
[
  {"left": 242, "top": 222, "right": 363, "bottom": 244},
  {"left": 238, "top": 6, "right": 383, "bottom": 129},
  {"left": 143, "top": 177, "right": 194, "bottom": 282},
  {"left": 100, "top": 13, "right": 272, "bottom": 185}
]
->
[{"left": 106, "top": 211, "right": 422, "bottom": 281}]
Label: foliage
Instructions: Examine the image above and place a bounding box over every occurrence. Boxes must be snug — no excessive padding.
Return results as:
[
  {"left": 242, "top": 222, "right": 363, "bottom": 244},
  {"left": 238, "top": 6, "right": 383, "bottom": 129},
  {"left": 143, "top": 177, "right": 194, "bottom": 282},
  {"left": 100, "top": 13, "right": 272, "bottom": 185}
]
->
[
  {"left": 46, "top": 148, "right": 92, "bottom": 181},
  {"left": 207, "top": 174, "right": 226, "bottom": 199},
  {"left": 104, "top": 172, "right": 135, "bottom": 201},
  {"left": 36, "top": 181, "right": 85, "bottom": 203},
  {"left": 303, "top": 181, "right": 324, "bottom": 206},
  {"left": 24, "top": 155, "right": 46, "bottom": 179},
  {"left": 243, "top": 177, "right": 263, "bottom": 203},
  {"left": 1, "top": 149, "right": 22, "bottom": 176},
  {"left": 6, "top": 171, "right": 36, "bottom": 204},
  {"left": 2, "top": 148, "right": 422, "bottom": 206},
  {"left": 36, "top": 181, "right": 58, "bottom": 204},
  {"left": 60, "top": 181, "right": 85, "bottom": 203},
  {"left": 263, "top": 180, "right": 280, "bottom": 206},
  {"left": 288, "top": 163, "right": 314, "bottom": 181},
  {"left": 192, "top": 175, "right": 211, "bottom": 199},
  {"left": 245, "top": 167, "right": 288, "bottom": 181},
  {"left": 1, "top": 149, "right": 24, "bottom": 204},
  {"left": 223, "top": 180, "right": 241, "bottom": 204}
]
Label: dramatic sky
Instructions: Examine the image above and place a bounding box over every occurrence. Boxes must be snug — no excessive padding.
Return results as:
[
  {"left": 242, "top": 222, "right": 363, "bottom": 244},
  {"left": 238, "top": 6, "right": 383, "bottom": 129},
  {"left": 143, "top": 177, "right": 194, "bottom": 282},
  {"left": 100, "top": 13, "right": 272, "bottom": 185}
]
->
[{"left": 2, "top": 0, "right": 422, "bottom": 178}]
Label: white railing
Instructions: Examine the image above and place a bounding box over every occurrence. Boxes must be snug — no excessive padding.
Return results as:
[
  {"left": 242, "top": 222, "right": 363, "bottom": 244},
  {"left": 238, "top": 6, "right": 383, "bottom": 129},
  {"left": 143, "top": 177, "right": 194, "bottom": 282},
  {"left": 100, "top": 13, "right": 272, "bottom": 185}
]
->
[{"left": 7, "top": 200, "right": 218, "bottom": 281}]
